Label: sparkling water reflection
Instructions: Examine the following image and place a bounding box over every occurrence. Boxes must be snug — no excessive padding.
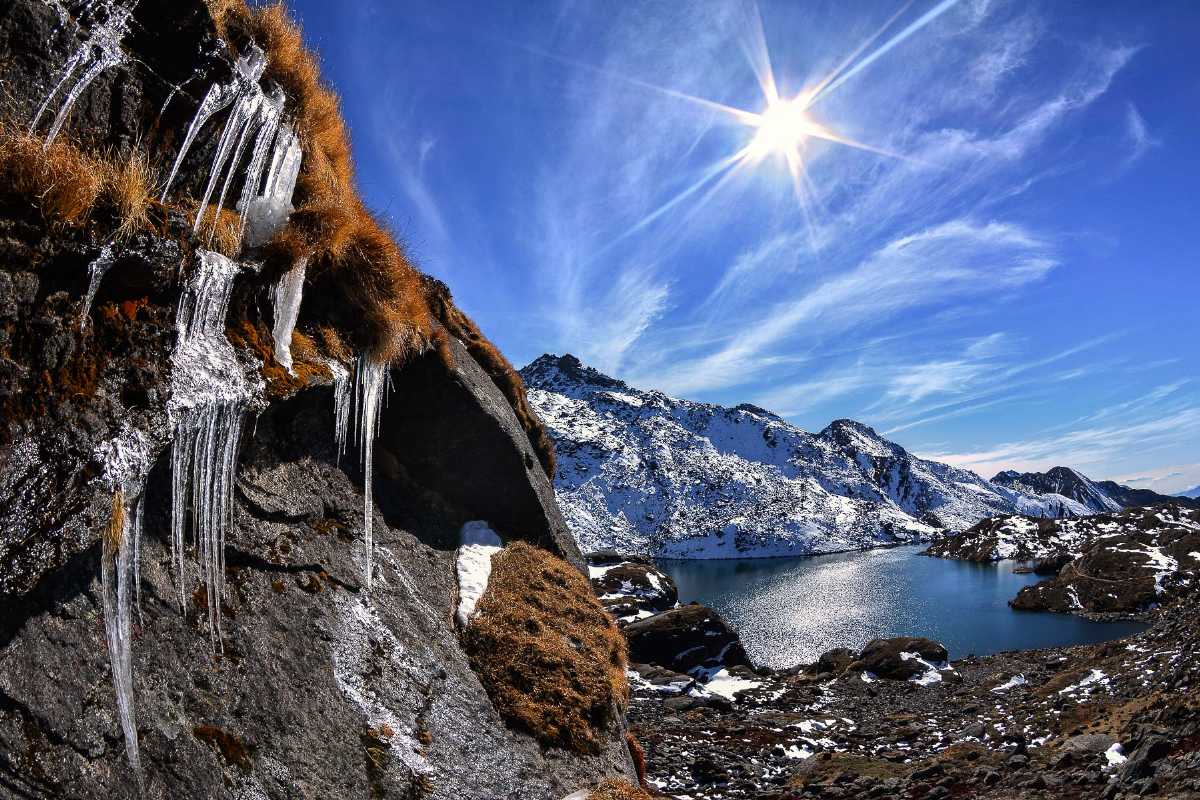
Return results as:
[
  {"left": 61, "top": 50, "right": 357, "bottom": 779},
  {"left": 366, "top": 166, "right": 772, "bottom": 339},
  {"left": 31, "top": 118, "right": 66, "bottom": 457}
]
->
[{"left": 658, "top": 544, "right": 1147, "bottom": 669}]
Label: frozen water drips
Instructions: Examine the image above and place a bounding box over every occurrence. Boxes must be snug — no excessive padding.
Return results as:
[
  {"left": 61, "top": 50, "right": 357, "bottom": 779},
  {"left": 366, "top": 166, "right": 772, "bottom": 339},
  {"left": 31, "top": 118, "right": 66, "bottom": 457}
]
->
[
  {"left": 355, "top": 357, "right": 389, "bottom": 591},
  {"left": 270, "top": 256, "right": 306, "bottom": 374},
  {"left": 206, "top": 86, "right": 284, "bottom": 246},
  {"left": 101, "top": 490, "right": 142, "bottom": 776},
  {"left": 327, "top": 359, "right": 352, "bottom": 461},
  {"left": 242, "top": 123, "right": 302, "bottom": 247},
  {"left": 168, "top": 250, "right": 262, "bottom": 641},
  {"left": 80, "top": 242, "right": 116, "bottom": 330},
  {"left": 93, "top": 425, "right": 153, "bottom": 775},
  {"left": 30, "top": 2, "right": 134, "bottom": 147}
]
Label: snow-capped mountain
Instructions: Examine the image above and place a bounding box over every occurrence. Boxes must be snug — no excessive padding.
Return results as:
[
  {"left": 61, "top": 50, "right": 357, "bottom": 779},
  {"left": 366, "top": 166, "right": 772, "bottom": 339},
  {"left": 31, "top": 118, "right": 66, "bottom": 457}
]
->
[
  {"left": 519, "top": 354, "right": 1094, "bottom": 558},
  {"left": 992, "top": 467, "right": 1199, "bottom": 512},
  {"left": 990, "top": 467, "right": 1123, "bottom": 514},
  {"left": 1177, "top": 485, "right": 1200, "bottom": 499}
]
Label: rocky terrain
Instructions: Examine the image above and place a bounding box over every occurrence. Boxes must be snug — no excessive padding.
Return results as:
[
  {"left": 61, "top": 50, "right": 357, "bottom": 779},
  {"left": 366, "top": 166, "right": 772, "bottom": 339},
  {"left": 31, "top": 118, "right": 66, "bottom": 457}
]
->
[
  {"left": 0, "top": 2, "right": 637, "bottom": 797},
  {"left": 591, "top": 540, "right": 1200, "bottom": 799},
  {"left": 521, "top": 354, "right": 1151, "bottom": 559},
  {"left": 926, "top": 505, "right": 1200, "bottom": 615}
]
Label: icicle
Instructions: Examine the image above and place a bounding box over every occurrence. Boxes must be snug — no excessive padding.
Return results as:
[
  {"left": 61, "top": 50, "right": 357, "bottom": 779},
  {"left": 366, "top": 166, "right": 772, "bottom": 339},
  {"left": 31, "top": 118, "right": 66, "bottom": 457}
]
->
[
  {"left": 101, "top": 489, "right": 142, "bottom": 776},
  {"left": 271, "top": 257, "right": 306, "bottom": 374},
  {"left": 355, "top": 357, "right": 389, "bottom": 591},
  {"left": 79, "top": 242, "right": 116, "bottom": 330},
  {"left": 93, "top": 425, "right": 152, "bottom": 775},
  {"left": 242, "top": 122, "right": 302, "bottom": 247},
  {"left": 29, "top": 3, "right": 133, "bottom": 147},
  {"left": 329, "top": 359, "right": 351, "bottom": 461},
  {"left": 168, "top": 250, "right": 262, "bottom": 646},
  {"left": 159, "top": 45, "right": 267, "bottom": 203}
]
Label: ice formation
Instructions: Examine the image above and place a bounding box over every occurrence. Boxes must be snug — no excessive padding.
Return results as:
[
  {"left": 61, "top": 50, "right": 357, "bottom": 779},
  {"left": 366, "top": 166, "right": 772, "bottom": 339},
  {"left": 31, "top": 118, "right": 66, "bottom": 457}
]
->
[
  {"left": 94, "top": 425, "right": 154, "bottom": 774},
  {"left": 270, "top": 258, "right": 306, "bottom": 374},
  {"left": 159, "top": 47, "right": 268, "bottom": 203},
  {"left": 455, "top": 543, "right": 501, "bottom": 627},
  {"left": 79, "top": 242, "right": 116, "bottom": 329},
  {"left": 328, "top": 359, "right": 352, "bottom": 460},
  {"left": 159, "top": 44, "right": 293, "bottom": 253},
  {"left": 29, "top": 1, "right": 133, "bottom": 146},
  {"left": 354, "top": 357, "right": 388, "bottom": 590},
  {"left": 242, "top": 123, "right": 303, "bottom": 247},
  {"left": 168, "top": 250, "right": 261, "bottom": 642},
  {"left": 101, "top": 491, "right": 142, "bottom": 776}
]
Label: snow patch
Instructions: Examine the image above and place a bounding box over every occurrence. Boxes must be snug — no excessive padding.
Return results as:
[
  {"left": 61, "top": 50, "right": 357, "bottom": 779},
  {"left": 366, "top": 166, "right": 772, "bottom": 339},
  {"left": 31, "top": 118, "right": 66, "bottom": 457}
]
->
[{"left": 455, "top": 543, "right": 501, "bottom": 627}]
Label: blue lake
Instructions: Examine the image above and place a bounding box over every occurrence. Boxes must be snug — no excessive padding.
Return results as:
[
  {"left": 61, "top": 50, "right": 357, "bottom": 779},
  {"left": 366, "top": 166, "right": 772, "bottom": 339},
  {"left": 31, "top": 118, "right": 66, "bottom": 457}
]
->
[{"left": 657, "top": 544, "right": 1148, "bottom": 669}]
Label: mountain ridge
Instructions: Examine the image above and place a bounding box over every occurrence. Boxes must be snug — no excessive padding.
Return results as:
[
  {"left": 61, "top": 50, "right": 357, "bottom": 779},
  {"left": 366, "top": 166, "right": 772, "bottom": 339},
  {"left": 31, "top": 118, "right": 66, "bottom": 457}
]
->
[{"left": 520, "top": 353, "right": 1105, "bottom": 558}]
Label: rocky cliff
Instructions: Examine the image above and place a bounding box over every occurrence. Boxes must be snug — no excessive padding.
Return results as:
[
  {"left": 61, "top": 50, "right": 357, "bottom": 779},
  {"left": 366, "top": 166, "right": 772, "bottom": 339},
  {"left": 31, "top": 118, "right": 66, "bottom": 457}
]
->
[{"left": 0, "top": 2, "right": 635, "bottom": 797}]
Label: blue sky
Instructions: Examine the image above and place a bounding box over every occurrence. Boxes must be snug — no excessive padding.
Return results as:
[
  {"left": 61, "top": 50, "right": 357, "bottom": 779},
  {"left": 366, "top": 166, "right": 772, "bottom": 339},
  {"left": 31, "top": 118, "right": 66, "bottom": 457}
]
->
[{"left": 284, "top": 0, "right": 1199, "bottom": 492}]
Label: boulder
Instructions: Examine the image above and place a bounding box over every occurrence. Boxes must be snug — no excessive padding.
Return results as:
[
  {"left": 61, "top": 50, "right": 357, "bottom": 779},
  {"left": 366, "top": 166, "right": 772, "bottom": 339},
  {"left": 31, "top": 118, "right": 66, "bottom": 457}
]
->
[
  {"left": 623, "top": 604, "right": 749, "bottom": 673},
  {"left": 806, "top": 647, "right": 857, "bottom": 676},
  {"left": 588, "top": 557, "right": 678, "bottom": 622},
  {"left": 849, "top": 637, "right": 949, "bottom": 680}
]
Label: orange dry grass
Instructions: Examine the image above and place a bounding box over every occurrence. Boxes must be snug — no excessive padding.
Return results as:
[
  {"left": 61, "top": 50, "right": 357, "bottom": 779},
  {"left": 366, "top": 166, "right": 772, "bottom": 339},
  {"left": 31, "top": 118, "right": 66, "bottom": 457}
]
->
[
  {"left": 0, "top": 123, "right": 103, "bottom": 225},
  {"left": 102, "top": 149, "right": 155, "bottom": 240},
  {"left": 589, "top": 778, "right": 654, "bottom": 800},
  {"left": 104, "top": 489, "right": 126, "bottom": 552},
  {"left": 195, "top": 203, "right": 244, "bottom": 258},
  {"left": 423, "top": 277, "right": 557, "bottom": 478},
  {"left": 461, "top": 542, "right": 628, "bottom": 753},
  {"left": 230, "top": 2, "right": 433, "bottom": 362}
]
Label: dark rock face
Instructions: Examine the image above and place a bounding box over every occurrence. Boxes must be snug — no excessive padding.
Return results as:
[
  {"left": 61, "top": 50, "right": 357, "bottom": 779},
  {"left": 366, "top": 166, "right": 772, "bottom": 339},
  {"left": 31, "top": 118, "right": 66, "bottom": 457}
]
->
[
  {"left": 623, "top": 604, "right": 748, "bottom": 674},
  {"left": 0, "top": 0, "right": 630, "bottom": 795},
  {"left": 375, "top": 334, "right": 581, "bottom": 568},
  {"left": 586, "top": 553, "right": 678, "bottom": 623},
  {"left": 0, "top": 389, "right": 633, "bottom": 798},
  {"left": 806, "top": 646, "right": 857, "bottom": 676},
  {"left": 849, "top": 637, "right": 949, "bottom": 680}
]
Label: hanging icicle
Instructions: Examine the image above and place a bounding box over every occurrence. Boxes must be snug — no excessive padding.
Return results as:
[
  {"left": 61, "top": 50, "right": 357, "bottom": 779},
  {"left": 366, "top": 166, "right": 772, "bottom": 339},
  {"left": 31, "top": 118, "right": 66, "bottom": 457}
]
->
[
  {"left": 29, "top": 2, "right": 134, "bottom": 147},
  {"left": 93, "top": 424, "right": 153, "bottom": 774},
  {"left": 158, "top": 46, "right": 268, "bottom": 203},
  {"left": 167, "top": 250, "right": 262, "bottom": 643},
  {"left": 270, "top": 256, "right": 306, "bottom": 375},
  {"left": 79, "top": 242, "right": 116, "bottom": 330},
  {"left": 329, "top": 359, "right": 352, "bottom": 462},
  {"left": 101, "top": 489, "right": 142, "bottom": 776},
  {"left": 354, "top": 357, "right": 389, "bottom": 591},
  {"left": 242, "top": 122, "right": 303, "bottom": 247}
]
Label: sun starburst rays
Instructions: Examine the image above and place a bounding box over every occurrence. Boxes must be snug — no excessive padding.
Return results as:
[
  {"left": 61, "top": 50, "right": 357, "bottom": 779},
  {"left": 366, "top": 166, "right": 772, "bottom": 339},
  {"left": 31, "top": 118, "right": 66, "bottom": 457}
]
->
[{"left": 592, "top": 0, "right": 965, "bottom": 246}]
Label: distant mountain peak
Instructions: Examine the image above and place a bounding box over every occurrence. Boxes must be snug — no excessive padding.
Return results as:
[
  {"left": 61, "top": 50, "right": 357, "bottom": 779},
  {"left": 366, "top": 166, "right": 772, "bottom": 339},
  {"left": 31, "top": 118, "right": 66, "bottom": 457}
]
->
[{"left": 520, "top": 353, "right": 628, "bottom": 391}]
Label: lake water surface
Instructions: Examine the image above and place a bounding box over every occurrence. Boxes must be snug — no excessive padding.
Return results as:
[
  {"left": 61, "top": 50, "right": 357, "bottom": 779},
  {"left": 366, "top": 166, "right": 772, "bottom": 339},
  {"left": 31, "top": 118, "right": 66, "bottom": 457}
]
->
[{"left": 657, "top": 544, "right": 1147, "bottom": 669}]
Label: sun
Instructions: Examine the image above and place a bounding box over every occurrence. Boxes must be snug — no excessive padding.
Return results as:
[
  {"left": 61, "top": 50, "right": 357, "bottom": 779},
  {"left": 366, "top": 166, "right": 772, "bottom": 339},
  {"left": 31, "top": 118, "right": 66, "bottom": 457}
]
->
[{"left": 748, "top": 96, "right": 816, "bottom": 159}]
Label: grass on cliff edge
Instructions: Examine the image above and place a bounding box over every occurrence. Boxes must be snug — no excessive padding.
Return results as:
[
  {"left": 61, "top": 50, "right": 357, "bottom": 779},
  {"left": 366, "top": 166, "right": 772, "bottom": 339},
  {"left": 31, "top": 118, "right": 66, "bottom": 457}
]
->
[
  {"left": 202, "top": 1, "right": 557, "bottom": 476},
  {"left": 461, "top": 542, "right": 628, "bottom": 753}
]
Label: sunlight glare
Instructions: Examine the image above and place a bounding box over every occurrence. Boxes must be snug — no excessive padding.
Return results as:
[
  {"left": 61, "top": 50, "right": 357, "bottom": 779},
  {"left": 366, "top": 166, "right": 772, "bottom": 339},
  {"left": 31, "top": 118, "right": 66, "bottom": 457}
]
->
[{"left": 748, "top": 96, "right": 815, "bottom": 159}]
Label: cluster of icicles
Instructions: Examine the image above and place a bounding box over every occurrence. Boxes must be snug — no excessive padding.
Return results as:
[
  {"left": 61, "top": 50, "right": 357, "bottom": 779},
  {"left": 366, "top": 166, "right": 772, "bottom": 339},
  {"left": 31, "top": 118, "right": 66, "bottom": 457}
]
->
[{"left": 35, "top": 0, "right": 395, "bottom": 775}]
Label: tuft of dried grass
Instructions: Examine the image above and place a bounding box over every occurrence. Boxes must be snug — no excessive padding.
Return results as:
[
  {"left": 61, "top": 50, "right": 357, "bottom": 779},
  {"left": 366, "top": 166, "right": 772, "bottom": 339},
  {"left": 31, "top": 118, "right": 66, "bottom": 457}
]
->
[
  {"left": 589, "top": 778, "right": 654, "bottom": 800},
  {"left": 422, "top": 277, "right": 557, "bottom": 478},
  {"left": 103, "top": 149, "right": 155, "bottom": 241},
  {"left": 0, "top": 122, "right": 103, "bottom": 225},
  {"left": 104, "top": 489, "right": 126, "bottom": 552},
  {"left": 196, "top": 203, "right": 243, "bottom": 258},
  {"left": 461, "top": 542, "right": 628, "bottom": 754}
]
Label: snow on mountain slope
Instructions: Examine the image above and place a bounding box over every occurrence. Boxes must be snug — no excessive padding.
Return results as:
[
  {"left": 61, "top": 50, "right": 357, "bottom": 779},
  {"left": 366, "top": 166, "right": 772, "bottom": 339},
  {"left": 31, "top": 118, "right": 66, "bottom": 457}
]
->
[{"left": 519, "top": 354, "right": 1083, "bottom": 558}]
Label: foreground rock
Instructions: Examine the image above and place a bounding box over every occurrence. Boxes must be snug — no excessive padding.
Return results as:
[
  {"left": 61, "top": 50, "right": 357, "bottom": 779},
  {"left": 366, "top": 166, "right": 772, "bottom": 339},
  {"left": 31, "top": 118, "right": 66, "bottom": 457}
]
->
[
  {"left": 623, "top": 604, "right": 749, "bottom": 674},
  {"left": 587, "top": 551, "right": 679, "bottom": 622},
  {"left": 628, "top": 593, "right": 1200, "bottom": 799}
]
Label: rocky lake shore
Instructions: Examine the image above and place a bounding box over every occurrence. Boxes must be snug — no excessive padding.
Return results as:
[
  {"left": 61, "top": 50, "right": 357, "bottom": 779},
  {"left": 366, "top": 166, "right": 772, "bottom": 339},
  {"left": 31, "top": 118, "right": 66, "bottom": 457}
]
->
[{"left": 590, "top": 505, "right": 1200, "bottom": 799}]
